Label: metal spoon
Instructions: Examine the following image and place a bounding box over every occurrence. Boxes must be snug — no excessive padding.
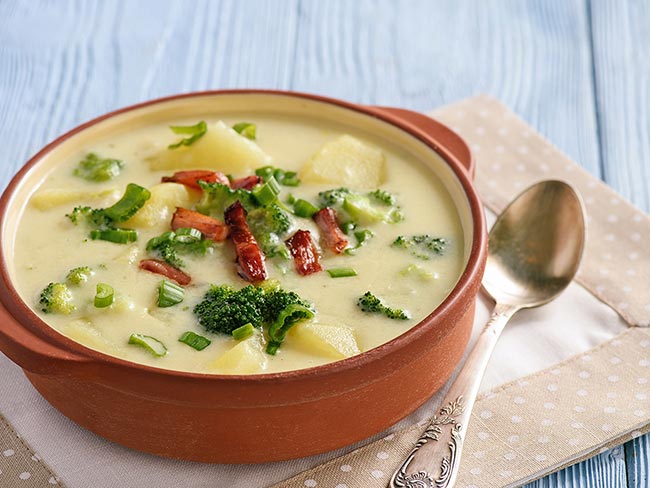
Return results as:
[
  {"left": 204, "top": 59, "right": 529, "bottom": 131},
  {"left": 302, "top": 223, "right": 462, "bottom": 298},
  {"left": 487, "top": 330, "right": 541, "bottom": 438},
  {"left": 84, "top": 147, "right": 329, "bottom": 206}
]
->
[{"left": 389, "top": 180, "right": 586, "bottom": 488}]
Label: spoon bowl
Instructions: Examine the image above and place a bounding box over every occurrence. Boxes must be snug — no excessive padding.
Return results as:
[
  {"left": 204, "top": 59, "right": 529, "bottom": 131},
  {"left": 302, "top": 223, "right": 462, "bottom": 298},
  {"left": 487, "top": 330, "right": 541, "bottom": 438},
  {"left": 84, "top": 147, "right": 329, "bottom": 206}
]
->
[
  {"left": 391, "top": 180, "right": 586, "bottom": 488},
  {"left": 483, "top": 180, "right": 586, "bottom": 308}
]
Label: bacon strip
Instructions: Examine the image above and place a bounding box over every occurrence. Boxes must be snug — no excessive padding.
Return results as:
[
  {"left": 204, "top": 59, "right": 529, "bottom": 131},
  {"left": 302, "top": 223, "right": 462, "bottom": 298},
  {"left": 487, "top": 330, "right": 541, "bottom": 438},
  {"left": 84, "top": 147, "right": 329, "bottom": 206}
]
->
[
  {"left": 161, "top": 170, "right": 229, "bottom": 190},
  {"left": 224, "top": 201, "right": 267, "bottom": 282},
  {"left": 139, "top": 259, "right": 191, "bottom": 286},
  {"left": 285, "top": 230, "right": 322, "bottom": 275},
  {"left": 313, "top": 207, "right": 349, "bottom": 254},
  {"left": 230, "top": 175, "right": 263, "bottom": 190},
  {"left": 171, "top": 207, "right": 229, "bottom": 242}
]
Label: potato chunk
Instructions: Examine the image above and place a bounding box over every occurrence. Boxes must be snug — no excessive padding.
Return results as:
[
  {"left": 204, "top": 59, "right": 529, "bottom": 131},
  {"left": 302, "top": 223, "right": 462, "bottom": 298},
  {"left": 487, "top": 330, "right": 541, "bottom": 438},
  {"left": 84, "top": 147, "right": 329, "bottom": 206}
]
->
[
  {"left": 208, "top": 335, "right": 268, "bottom": 374},
  {"left": 300, "top": 135, "right": 385, "bottom": 188},
  {"left": 289, "top": 322, "right": 361, "bottom": 359},
  {"left": 30, "top": 188, "right": 118, "bottom": 210},
  {"left": 150, "top": 121, "right": 272, "bottom": 173},
  {"left": 124, "top": 183, "right": 197, "bottom": 229},
  {"left": 64, "top": 320, "right": 122, "bottom": 355}
]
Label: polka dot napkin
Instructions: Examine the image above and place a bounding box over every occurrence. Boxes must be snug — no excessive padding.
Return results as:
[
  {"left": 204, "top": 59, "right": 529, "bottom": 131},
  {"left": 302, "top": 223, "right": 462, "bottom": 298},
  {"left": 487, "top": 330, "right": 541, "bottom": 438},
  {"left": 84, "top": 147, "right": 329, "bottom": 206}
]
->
[{"left": 272, "top": 95, "right": 650, "bottom": 488}]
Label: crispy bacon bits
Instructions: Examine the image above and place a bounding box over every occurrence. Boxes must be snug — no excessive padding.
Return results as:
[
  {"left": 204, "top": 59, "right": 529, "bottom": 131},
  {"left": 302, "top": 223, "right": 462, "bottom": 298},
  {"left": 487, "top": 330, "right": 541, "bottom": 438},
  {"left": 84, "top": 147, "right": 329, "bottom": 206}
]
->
[
  {"left": 313, "top": 207, "right": 348, "bottom": 254},
  {"left": 224, "top": 201, "right": 267, "bottom": 282},
  {"left": 139, "top": 259, "right": 191, "bottom": 286},
  {"left": 161, "top": 170, "right": 229, "bottom": 190},
  {"left": 230, "top": 175, "right": 263, "bottom": 190},
  {"left": 285, "top": 230, "right": 322, "bottom": 276},
  {"left": 171, "top": 207, "right": 229, "bottom": 242}
]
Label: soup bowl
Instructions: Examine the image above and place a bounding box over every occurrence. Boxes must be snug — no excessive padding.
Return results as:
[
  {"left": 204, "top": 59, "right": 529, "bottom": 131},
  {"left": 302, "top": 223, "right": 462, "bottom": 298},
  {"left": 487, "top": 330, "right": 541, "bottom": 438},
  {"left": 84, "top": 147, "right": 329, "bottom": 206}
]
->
[{"left": 0, "top": 90, "right": 486, "bottom": 463}]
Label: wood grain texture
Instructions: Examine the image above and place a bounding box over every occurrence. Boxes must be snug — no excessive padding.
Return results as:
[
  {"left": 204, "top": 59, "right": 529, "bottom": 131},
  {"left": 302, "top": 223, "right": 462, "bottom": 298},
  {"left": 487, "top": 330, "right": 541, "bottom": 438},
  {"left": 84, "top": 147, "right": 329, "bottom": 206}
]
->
[{"left": 0, "top": 1, "right": 646, "bottom": 487}]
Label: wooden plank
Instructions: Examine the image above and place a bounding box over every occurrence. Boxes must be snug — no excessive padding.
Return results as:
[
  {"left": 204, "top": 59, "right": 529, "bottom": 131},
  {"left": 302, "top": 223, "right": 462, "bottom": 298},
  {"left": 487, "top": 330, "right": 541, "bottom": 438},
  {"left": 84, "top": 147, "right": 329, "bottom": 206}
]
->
[{"left": 589, "top": 0, "right": 650, "bottom": 212}]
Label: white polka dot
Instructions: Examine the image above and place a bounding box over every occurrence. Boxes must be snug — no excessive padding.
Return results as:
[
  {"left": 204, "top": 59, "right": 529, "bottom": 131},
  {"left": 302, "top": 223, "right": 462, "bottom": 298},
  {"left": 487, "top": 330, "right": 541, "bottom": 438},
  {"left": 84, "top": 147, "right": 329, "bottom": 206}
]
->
[
  {"left": 19, "top": 472, "right": 31, "bottom": 480},
  {"left": 574, "top": 406, "right": 586, "bottom": 413},
  {"left": 623, "top": 286, "right": 633, "bottom": 293},
  {"left": 475, "top": 127, "right": 486, "bottom": 135},
  {"left": 639, "top": 359, "right": 649, "bottom": 367},
  {"left": 639, "top": 378, "right": 648, "bottom": 385},
  {"left": 605, "top": 233, "right": 616, "bottom": 242},
  {"left": 517, "top": 145, "right": 529, "bottom": 154},
  {"left": 508, "top": 435, "right": 520, "bottom": 443},
  {"left": 585, "top": 196, "right": 595, "bottom": 205},
  {"left": 498, "top": 127, "right": 508, "bottom": 136},
  {"left": 477, "top": 431, "right": 490, "bottom": 440},
  {"left": 547, "top": 383, "right": 558, "bottom": 392},
  {"left": 518, "top": 380, "right": 530, "bottom": 387},
  {"left": 335, "top": 484, "right": 348, "bottom": 488},
  {"left": 480, "top": 410, "right": 493, "bottom": 419},
  {"left": 629, "top": 252, "right": 639, "bottom": 261},
  {"left": 376, "top": 451, "right": 389, "bottom": 460},
  {"left": 627, "top": 269, "right": 637, "bottom": 276},
  {"left": 613, "top": 340, "right": 623, "bottom": 347},
  {"left": 568, "top": 438, "right": 580, "bottom": 446},
  {"left": 538, "top": 435, "right": 550, "bottom": 444},
  {"left": 3, "top": 449, "right": 15, "bottom": 457},
  {"left": 535, "top": 454, "right": 547, "bottom": 462},
  {"left": 579, "top": 371, "right": 590, "bottom": 379},
  {"left": 631, "top": 232, "right": 641, "bottom": 242},
  {"left": 500, "top": 470, "right": 513, "bottom": 477},
  {"left": 635, "top": 409, "right": 645, "bottom": 417},
  {"left": 633, "top": 214, "right": 643, "bottom": 222},
  {"left": 470, "top": 467, "right": 482, "bottom": 475},
  {"left": 543, "top": 402, "right": 556, "bottom": 410},
  {"left": 471, "top": 144, "right": 481, "bottom": 152},
  {"left": 340, "top": 465, "right": 352, "bottom": 472},
  {"left": 541, "top": 419, "right": 553, "bottom": 427},
  {"left": 515, "top": 163, "right": 526, "bottom": 172},
  {"left": 604, "top": 406, "right": 616, "bottom": 414},
  {"left": 571, "top": 422, "right": 583, "bottom": 429},
  {"left": 495, "top": 145, "right": 505, "bottom": 153},
  {"left": 577, "top": 389, "right": 588, "bottom": 397},
  {"left": 641, "top": 340, "right": 650, "bottom": 348},
  {"left": 48, "top": 477, "right": 58, "bottom": 485},
  {"left": 511, "top": 415, "right": 522, "bottom": 423},
  {"left": 602, "top": 424, "right": 613, "bottom": 432},
  {"left": 304, "top": 480, "right": 317, "bottom": 487},
  {"left": 491, "top": 163, "right": 502, "bottom": 171},
  {"left": 479, "top": 110, "right": 488, "bottom": 118},
  {"left": 539, "top": 163, "right": 550, "bottom": 172},
  {"left": 456, "top": 111, "right": 465, "bottom": 118},
  {"left": 608, "top": 375, "right": 620, "bottom": 383},
  {"left": 635, "top": 393, "right": 647, "bottom": 401},
  {"left": 371, "top": 470, "right": 384, "bottom": 479},
  {"left": 607, "top": 392, "right": 618, "bottom": 399},
  {"left": 504, "top": 452, "right": 517, "bottom": 461},
  {"left": 473, "top": 450, "right": 486, "bottom": 459},
  {"left": 602, "top": 252, "right": 612, "bottom": 261},
  {"left": 607, "top": 214, "right": 619, "bottom": 223},
  {"left": 513, "top": 396, "right": 525, "bottom": 405},
  {"left": 610, "top": 357, "right": 622, "bottom": 364},
  {"left": 551, "top": 368, "right": 561, "bottom": 376}
]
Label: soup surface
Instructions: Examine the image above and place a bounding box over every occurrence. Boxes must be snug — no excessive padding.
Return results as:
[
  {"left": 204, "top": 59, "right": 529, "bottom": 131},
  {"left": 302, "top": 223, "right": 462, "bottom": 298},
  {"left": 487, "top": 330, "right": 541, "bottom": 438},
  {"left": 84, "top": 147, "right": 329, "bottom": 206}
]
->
[{"left": 12, "top": 114, "right": 465, "bottom": 374}]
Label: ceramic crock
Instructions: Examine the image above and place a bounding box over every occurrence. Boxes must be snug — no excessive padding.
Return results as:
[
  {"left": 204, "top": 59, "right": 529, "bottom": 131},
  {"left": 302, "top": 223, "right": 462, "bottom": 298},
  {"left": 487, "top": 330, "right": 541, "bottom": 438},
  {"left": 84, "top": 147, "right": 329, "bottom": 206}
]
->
[{"left": 0, "top": 90, "right": 486, "bottom": 463}]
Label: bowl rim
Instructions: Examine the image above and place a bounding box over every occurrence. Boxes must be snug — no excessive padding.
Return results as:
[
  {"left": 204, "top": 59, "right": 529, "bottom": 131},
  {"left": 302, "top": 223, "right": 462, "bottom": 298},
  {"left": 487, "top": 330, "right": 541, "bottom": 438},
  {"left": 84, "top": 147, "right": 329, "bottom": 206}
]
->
[{"left": 0, "top": 89, "right": 487, "bottom": 384}]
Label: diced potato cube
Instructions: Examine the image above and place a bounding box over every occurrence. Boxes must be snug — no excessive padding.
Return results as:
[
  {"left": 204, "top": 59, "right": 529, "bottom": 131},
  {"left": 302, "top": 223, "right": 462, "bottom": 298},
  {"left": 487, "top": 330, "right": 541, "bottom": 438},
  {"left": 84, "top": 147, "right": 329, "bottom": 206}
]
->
[
  {"left": 208, "top": 336, "right": 268, "bottom": 374},
  {"left": 30, "top": 188, "right": 118, "bottom": 210},
  {"left": 64, "top": 319, "right": 121, "bottom": 355},
  {"left": 289, "top": 322, "right": 361, "bottom": 359},
  {"left": 149, "top": 120, "right": 272, "bottom": 173},
  {"left": 300, "top": 135, "right": 385, "bottom": 188},
  {"left": 124, "top": 182, "right": 197, "bottom": 229}
]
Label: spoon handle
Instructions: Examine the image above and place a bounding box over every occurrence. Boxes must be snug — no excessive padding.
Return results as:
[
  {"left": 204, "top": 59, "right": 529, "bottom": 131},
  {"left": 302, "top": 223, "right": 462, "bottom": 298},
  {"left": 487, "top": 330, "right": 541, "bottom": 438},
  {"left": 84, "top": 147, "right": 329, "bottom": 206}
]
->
[{"left": 389, "top": 302, "right": 518, "bottom": 488}]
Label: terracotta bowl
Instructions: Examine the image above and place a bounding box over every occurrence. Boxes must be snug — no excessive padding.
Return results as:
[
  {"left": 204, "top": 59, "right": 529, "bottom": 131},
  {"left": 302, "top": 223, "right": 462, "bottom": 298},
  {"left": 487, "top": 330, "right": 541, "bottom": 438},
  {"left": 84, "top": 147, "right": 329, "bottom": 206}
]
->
[{"left": 0, "top": 90, "right": 486, "bottom": 463}]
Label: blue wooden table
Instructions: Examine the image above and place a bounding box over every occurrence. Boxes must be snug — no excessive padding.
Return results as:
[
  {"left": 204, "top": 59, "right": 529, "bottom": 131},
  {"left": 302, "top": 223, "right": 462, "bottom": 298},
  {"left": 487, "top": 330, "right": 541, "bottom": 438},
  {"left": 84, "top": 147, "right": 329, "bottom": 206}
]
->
[{"left": 0, "top": 1, "right": 648, "bottom": 486}]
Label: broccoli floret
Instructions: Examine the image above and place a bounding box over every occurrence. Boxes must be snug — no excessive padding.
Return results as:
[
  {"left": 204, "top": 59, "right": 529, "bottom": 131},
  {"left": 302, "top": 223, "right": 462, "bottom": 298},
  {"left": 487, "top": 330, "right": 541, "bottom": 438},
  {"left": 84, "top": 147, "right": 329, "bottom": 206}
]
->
[
  {"left": 146, "top": 229, "right": 212, "bottom": 268},
  {"left": 369, "top": 189, "right": 397, "bottom": 206},
  {"left": 73, "top": 153, "right": 124, "bottom": 182},
  {"left": 193, "top": 284, "right": 314, "bottom": 353},
  {"left": 196, "top": 181, "right": 258, "bottom": 217},
  {"left": 392, "top": 235, "right": 447, "bottom": 260},
  {"left": 247, "top": 203, "right": 293, "bottom": 259},
  {"left": 357, "top": 291, "right": 409, "bottom": 320},
  {"left": 318, "top": 187, "right": 403, "bottom": 225},
  {"left": 39, "top": 282, "right": 75, "bottom": 314},
  {"left": 66, "top": 206, "right": 111, "bottom": 228},
  {"left": 66, "top": 266, "right": 94, "bottom": 286}
]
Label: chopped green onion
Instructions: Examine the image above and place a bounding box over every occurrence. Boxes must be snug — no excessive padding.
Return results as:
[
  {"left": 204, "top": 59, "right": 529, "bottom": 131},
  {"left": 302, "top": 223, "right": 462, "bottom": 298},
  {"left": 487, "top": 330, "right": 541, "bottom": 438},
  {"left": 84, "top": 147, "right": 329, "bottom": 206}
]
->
[
  {"left": 231, "top": 323, "right": 255, "bottom": 340},
  {"left": 146, "top": 231, "right": 175, "bottom": 250},
  {"left": 232, "top": 122, "right": 257, "bottom": 140},
  {"left": 157, "top": 280, "right": 184, "bottom": 307},
  {"left": 293, "top": 199, "right": 320, "bottom": 218},
  {"left": 173, "top": 227, "right": 202, "bottom": 243},
  {"left": 102, "top": 183, "right": 151, "bottom": 223},
  {"left": 128, "top": 333, "right": 167, "bottom": 357},
  {"left": 255, "top": 166, "right": 300, "bottom": 186},
  {"left": 89, "top": 228, "right": 138, "bottom": 244},
  {"left": 327, "top": 267, "right": 358, "bottom": 278},
  {"left": 252, "top": 175, "right": 281, "bottom": 205},
  {"left": 94, "top": 283, "right": 114, "bottom": 308},
  {"left": 340, "top": 221, "right": 356, "bottom": 235},
  {"left": 286, "top": 193, "right": 297, "bottom": 205},
  {"left": 178, "top": 331, "right": 211, "bottom": 351},
  {"left": 168, "top": 121, "right": 207, "bottom": 149}
]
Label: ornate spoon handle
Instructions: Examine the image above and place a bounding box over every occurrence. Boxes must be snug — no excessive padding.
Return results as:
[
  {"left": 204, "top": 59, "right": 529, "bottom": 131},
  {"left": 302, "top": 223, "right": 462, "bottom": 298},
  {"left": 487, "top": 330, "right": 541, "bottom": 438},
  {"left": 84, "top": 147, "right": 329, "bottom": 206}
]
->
[{"left": 389, "top": 302, "right": 518, "bottom": 488}]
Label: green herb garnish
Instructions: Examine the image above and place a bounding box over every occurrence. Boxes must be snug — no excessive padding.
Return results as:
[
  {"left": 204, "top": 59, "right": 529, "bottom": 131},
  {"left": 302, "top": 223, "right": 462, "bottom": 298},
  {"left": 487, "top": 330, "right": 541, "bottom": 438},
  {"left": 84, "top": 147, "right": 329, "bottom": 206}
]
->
[
  {"left": 178, "top": 331, "right": 211, "bottom": 351},
  {"left": 168, "top": 121, "right": 207, "bottom": 149}
]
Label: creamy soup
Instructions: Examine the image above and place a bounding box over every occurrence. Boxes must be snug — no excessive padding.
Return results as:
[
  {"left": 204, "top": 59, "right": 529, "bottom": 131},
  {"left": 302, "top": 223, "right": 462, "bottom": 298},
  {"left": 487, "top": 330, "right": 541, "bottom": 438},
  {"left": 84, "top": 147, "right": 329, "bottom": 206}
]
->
[{"left": 12, "top": 114, "right": 465, "bottom": 374}]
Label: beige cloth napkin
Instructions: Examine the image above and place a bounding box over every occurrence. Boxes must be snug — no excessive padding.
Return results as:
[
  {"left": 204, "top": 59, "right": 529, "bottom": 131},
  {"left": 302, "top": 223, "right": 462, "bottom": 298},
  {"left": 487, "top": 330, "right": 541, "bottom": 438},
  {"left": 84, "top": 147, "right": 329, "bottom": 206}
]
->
[{"left": 0, "top": 95, "right": 648, "bottom": 488}]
